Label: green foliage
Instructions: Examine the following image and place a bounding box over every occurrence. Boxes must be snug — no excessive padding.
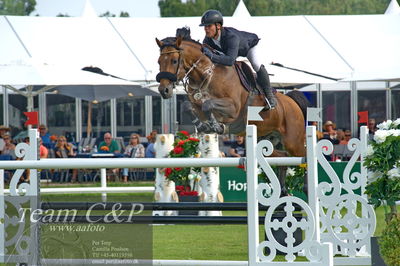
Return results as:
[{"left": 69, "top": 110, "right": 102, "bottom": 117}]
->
[
  {"left": 257, "top": 164, "right": 306, "bottom": 195},
  {"left": 0, "top": 0, "right": 36, "bottom": 15},
  {"left": 100, "top": 11, "right": 116, "bottom": 17},
  {"left": 158, "top": 0, "right": 391, "bottom": 17},
  {"left": 285, "top": 165, "right": 306, "bottom": 195},
  {"left": 379, "top": 215, "right": 400, "bottom": 266},
  {"left": 363, "top": 119, "right": 400, "bottom": 223},
  {"left": 159, "top": 0, "right": 239, "bottom": 17},
  {"left": 164, "top": 131, "right": 200, "bottom": 188},
  {"left": 119, "top": 11, "right": 130, "bottom": 17}
]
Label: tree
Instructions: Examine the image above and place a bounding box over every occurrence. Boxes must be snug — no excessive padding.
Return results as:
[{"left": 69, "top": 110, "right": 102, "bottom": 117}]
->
[
  {"left": 99, "top": 11, "right": 130, "bottom": 17},
  {"left": 158, "top": 0, "right": 391, "bottom": 17},
  {"left": 0, "top": 0, "right": 36, "bottom": 16}
]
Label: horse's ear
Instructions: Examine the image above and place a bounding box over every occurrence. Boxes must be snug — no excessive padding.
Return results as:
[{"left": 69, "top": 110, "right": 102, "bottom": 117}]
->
[
  {"left": 156, "top": 38, "right": 163, "bottom": 48},
  {"left": 176, "top": 36, "right": 182, "bottom": 48}
]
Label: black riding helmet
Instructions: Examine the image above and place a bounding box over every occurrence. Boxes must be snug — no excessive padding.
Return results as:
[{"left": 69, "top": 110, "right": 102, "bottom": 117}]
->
[{"left": 199, "top": 10, "right": 223, "bottom": 26}]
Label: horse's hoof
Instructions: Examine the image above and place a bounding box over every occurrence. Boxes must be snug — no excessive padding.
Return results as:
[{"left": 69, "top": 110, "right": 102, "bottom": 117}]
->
[
  {"left": 197, "top": 123, "right": 211, "bottom": 133},
  {"left": 212, "top": 124, "right": 224, "bottom": 135}
]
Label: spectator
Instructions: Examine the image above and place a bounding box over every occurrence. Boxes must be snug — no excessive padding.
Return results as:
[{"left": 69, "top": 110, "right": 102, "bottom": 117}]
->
[
  {"left": 39, "top": 124, "right": 51, "bottom": 148},
  {"left": 336, "top": 129, "right": 345, "bottom": 143},
  {"left": 1, "top": 133, "right": 16, "bottom": 160},
  {"left": 322, "top": 120, "right": 339, "bottom": 144},
  {"left": 340, "top": 130, "right": 352, "bottom": 145},
  {"left": 145, "top": 130, "right": 157, "bottom": 158},
  {"left": 54, "top": 136, "right": 75, "bottom": 158},
  {"left": 39, "top": 139, "right": 49, "bottom": 159},
  {"left": 229, "top": 135, "right": 246, "bottom": 157},
  {"left": 54, "top": 136, "right": 77, "bottom": 182},
  {"left": 123, "top": 134, "right": 145, "bottom": 182},
  {"left": 0, "top": 125, "right": 11, "bottom": 151},
  {"left": 99, "top": 132, "right": 120, "bottom": 153},
  {"left": 368, "top": 118, "right": 377, "bottom": 140}
]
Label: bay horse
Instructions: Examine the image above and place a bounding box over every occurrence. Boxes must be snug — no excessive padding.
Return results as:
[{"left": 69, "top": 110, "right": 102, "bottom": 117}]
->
[{"left": 155, "top": 32, "right": 308, "bottom": 159}]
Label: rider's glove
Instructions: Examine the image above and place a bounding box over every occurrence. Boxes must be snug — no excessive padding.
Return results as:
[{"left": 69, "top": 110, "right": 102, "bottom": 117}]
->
[{"left": 203, "top": 47, "right": 214, "bottom": 60}]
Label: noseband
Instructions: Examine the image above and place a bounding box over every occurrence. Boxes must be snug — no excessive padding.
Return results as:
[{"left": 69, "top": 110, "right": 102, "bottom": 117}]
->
[{"left": 156, "top": 49, "right": 183, "bottom": 84}]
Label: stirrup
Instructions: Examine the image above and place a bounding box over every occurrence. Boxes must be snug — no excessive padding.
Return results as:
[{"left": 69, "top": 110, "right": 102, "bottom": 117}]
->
[{"left": 263, "top": 97, "right": 275, "bottom": 110}]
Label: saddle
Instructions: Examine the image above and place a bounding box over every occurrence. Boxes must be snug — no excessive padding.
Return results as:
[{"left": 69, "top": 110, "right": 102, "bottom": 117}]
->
[{"left": 234, "top": 61, "right": 263, "bottom": 95}]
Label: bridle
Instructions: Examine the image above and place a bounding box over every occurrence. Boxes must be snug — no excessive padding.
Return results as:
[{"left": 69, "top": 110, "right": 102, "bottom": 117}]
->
[
  {"left": 156, "top": 48, "right": 183, "bottom": 85},
  {"left": 156, "top": 43, "right": 214, "bottom": 99}
]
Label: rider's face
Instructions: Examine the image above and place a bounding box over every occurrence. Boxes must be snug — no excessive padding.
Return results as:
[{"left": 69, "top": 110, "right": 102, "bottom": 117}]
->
[{"left": 204, "top": 24, "right": 219, "bottom": 39}]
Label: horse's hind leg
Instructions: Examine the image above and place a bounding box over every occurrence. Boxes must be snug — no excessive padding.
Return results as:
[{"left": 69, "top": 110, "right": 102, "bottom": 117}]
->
[{"left": 278, "top": 166, "right": 288, "bottom": 196}]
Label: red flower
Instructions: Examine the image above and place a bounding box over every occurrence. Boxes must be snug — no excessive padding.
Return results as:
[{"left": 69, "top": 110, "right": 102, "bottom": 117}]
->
[
  {"left": 175, "top": 185, "right": 184, "bottom": 191},
  {"left": 188, "top": 137, "right": 200, "bottom": 142},
  {"left": 180, "top": 131, "right": 190, "bottom": 137},
  {"left": 164, "top": 168, "right": 172, "bottom": 177},
  {"left": 179, "top": 190, "right": 199, "bottom": 196},
  {"left": 173, "top": 146, "right": 184, "bottom": 154},
  {"left": 174, "top": 167, "right": 182, "bottom": 171},
  {"left": 178, "top": 140, "right": 185, "bottom": 146}
]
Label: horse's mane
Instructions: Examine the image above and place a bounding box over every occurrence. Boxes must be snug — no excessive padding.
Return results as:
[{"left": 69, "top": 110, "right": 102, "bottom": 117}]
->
[{"left": 160, "top": 27, "right": 202, "bottom": 49}]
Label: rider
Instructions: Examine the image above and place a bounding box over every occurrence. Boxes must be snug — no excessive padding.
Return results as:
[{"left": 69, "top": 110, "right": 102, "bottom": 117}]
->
[{"left": 200, "top": 9, "right": 276, "bottom": 109}]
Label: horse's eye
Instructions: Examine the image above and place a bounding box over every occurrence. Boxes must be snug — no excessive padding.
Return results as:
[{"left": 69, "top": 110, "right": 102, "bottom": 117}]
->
[{"left": 172, "top": 59, "right": 178, "bottom": 64}]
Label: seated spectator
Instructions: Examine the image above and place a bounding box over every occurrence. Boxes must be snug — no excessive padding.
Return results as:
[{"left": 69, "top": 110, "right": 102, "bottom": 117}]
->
[
  {"left": 336, "top": 129, "right": 345, "bottom": 144},
  {"left": 39, "top": 139, "right": 49, "bottom": 159},
  {"left": 340, "top": 130, "right": 352, "bottom": 145},
  {"left": 54, "top": 136, "right": 75, "bottom": 158},
  {"left": 99, "top": 132, "right": 120, "bottom": 153},
  {"left": 229, "top": 135, "right": 246, "bottom": 157},
  {"left": 322, "top": 120, "right": 340, "bottom": 144},
  {"left": 1, "top": 133, "right": 16, "bottom": 160},
  {"left": 39, "top": 124, "right": 52, "bottom": 148},
  {"left": 368, "top": 118, "right": 377, "bottom": 141},
  {"left": 122, "top": 133, "right": 145, "bottom": 183},
  {"left": 54, "top": 136, "right": 77, "bottom": 182},
  {"left": 145, "top": 130, "right": 157, "bottom": 158},
  {"left": 0, "top": 125, "right": 11, "bottom": 151}
]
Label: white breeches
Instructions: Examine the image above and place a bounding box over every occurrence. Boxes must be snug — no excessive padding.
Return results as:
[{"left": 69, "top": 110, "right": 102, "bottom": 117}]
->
[{"left": 246, "top": 41, "right": 263, "bottom": 72}]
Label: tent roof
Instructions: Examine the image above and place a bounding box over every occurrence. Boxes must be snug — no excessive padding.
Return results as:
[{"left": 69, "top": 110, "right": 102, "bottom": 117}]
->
[
  {"left": 233, "top": 0, "right": 251, "bottom": 18},
  {"left": 385, "top": 0, "right": 400, "bottom": 15},
  {"left": 1, "top": 11, "right": 399, "bottom": 85}
]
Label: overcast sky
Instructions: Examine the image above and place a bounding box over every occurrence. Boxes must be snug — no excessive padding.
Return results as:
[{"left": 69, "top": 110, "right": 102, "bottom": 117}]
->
[{"left": 32, "top": 0, "right": 160, "bottom": 17}]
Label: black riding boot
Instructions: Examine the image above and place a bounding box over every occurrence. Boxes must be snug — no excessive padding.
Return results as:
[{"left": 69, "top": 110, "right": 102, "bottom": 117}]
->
[{"left": 257, "top": 64, "right": 276, "bottom": 110}]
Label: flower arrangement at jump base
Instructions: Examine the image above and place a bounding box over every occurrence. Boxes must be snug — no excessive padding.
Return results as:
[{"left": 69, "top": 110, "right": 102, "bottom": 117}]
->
[
  {"left": 364, "top": 119, "right": 400, "bottom": 266},
  {"left": 163, "top": 131, "right": 201, "bottom": 196}
]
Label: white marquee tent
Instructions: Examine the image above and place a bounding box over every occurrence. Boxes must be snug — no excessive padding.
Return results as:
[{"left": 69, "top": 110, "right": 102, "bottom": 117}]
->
[{"left": 1, "top": 4, "right": 399, "bottom": 87}]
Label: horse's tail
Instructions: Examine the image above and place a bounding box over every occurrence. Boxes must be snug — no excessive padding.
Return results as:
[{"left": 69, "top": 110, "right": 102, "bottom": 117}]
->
[{"left": 286, "top": 90, "right": 309, "bottom": 120}]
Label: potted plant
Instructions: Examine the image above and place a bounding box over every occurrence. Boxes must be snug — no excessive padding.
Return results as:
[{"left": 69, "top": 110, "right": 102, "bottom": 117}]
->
[
  {"left": 363, "top": 119, "right": 400, "bottom": 266},
  {"left": 163, "top": 131, "right": 201, "bottom": 214}
]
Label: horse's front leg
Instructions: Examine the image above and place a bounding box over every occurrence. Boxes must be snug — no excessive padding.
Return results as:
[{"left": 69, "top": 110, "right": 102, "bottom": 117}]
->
[
  {"left": 182, "top": 101, "right": 213, "bottom": 133},
  {"left": 202, "top": 98, "right": 240, "bottom": 134}
]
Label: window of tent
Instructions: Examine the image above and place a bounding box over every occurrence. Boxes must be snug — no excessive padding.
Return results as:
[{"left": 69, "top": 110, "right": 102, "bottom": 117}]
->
[
  {"left": 117, "top": 96, "right": 145, "bottom": 140},
  {"left": 322, "top": 90, "right": 351, "bottom": 131},
  {"left": 82, "top": 100, "right": 111, "bottom": 139},
  {"left": 46, "top": 94, "right": 76, "bottom": 142}
]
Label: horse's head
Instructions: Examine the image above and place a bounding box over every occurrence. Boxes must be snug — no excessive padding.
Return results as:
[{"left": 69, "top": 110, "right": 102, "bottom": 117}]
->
[{"left": 155, "top": 36, "right": 185, "bottom": 99}]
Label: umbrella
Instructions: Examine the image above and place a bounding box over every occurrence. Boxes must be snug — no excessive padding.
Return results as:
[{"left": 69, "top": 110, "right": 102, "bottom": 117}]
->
[
  {"left": 54, "top": 83, "right": 158, "bottom": 102},
  {"left": 0, "top": 60, "right": 158, "bottom": 110}
]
